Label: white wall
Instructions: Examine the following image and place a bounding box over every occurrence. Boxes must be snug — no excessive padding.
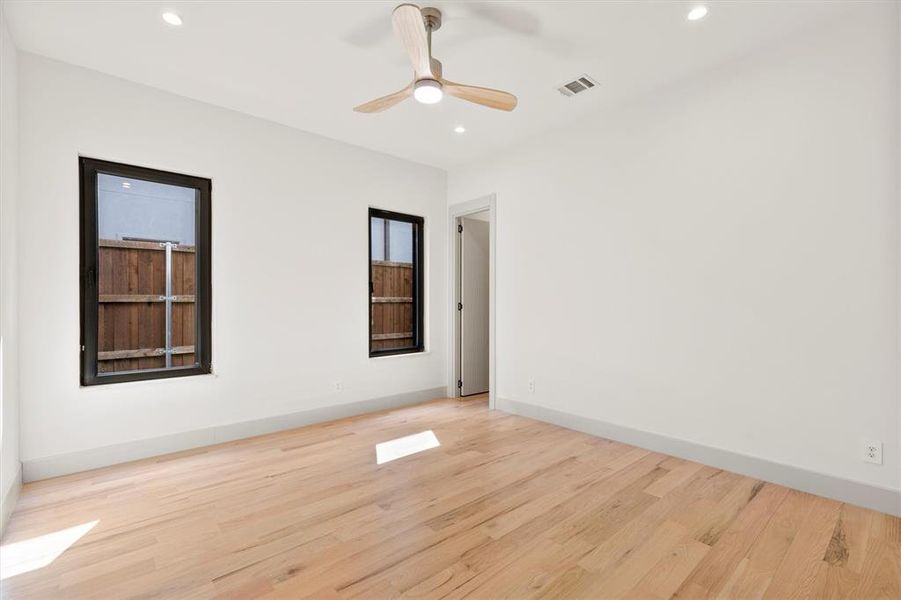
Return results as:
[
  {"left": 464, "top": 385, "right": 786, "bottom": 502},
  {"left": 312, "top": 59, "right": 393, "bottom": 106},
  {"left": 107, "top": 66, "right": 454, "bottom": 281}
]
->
[
  {"left": 449, "top": 6, "right": 900, "bottom": 495},
  {"left": 17, "top": 54, "right": 446, "bottom": 468},
  {"left": 0, "top": 7, "right": 21, "bottom": 523}
]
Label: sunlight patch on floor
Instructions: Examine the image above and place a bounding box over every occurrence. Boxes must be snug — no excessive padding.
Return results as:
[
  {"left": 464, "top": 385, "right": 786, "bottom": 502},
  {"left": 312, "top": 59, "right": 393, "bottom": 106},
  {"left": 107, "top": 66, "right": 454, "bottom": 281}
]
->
[
  {"left": 0, "top": 520, "right": 98, "bottom": 580},
  {"left": 376, "top": 430, "right": 440, "bottom": 464}
]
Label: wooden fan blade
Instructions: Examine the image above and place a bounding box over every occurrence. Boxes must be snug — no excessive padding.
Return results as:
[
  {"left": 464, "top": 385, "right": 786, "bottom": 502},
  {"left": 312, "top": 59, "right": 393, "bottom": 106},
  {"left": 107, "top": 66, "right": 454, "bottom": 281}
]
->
[
  {"left": 441, "top": 79, "right": 517, "bottom": 111},
  {"left": 392, "top": 4, "right": 432, "bottom": 79},
  {"left": 354, "top": 84, "right": 413, "bottom": 113}
]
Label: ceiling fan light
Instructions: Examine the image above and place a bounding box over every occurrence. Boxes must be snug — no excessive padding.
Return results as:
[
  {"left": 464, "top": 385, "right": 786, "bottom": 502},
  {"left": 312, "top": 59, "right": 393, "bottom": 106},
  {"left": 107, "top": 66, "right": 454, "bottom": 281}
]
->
[{"left": 413, "top": 79, "right": 443, "bottom": 104}]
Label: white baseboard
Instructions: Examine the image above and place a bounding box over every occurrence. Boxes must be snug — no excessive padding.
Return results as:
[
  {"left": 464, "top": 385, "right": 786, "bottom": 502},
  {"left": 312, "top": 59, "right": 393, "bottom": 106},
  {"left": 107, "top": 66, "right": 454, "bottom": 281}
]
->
[
  {"left": 497, "top": 398, "right": 901, "bottom": 517},
  {"left": 23, "top": 387, "right": 446, "bottom": 483},
  {"left": 0, "top": 463, "right": 23, "bottom": 539}
]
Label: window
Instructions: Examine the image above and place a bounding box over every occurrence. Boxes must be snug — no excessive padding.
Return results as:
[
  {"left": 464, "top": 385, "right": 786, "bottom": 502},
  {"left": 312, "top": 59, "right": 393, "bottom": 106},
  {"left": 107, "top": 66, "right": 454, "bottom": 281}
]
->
[
  {"left": 369, "top": 208, "right": 424, "bottom": 357},
  {"left": 79, "top": 158, "right": 211, "bottom": 385}
]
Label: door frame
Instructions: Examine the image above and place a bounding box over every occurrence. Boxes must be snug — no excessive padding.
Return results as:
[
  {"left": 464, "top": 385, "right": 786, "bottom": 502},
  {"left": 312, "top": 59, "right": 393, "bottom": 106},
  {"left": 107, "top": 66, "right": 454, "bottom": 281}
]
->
[{"left": 447, "top": 194, "right": 496, "bottom": 409}]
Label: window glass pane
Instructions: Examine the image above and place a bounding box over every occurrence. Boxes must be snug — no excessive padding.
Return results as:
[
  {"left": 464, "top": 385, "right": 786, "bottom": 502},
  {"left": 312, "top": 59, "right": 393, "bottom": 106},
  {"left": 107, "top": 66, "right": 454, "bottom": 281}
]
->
[
  {"left": 370, "top": 217, "right": 385, "bottom": 262},
  {"left": 370, "top": 213, "right": 419, "bottom": 354},
  {"left": 96, "top": 173, "right": 198, "bottom": 373},
  {"left": 387, "top": 220, "right": 412, "bottom": 263},
  {"left": 98, "top": 174, "right": 195, "bottom": 244}
]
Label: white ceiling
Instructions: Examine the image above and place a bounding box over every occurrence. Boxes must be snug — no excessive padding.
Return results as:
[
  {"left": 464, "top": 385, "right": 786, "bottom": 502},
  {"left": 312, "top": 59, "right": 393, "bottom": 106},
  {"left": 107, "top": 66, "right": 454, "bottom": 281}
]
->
[{"left": 4, "top": 1, "right": 855, "bottom": 170}]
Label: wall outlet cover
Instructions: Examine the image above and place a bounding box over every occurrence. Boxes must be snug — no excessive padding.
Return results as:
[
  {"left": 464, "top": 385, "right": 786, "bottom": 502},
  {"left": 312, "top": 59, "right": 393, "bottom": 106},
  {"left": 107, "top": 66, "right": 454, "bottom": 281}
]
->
[{"left": 862, "top": 440, "right": 882, "bottom": 465}]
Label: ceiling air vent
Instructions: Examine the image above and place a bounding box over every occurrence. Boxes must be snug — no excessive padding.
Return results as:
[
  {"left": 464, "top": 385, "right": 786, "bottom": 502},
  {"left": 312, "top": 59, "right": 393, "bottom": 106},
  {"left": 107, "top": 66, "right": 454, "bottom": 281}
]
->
[{"left": 557, "top": 74, "right": 599, "bottom": 97}]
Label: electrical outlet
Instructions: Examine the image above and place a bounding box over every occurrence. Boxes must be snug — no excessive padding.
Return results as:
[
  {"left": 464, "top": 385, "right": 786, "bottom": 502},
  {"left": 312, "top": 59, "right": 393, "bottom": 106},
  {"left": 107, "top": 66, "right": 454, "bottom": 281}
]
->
[
  {"left": 862, "top": 440, "right": 882, "bottom": 465},
  {"left": 528, "top": 379, "right": 535, "bottom": 393},
  {"left": 335, "top": 382, "right": 343, "bottom": 392}
]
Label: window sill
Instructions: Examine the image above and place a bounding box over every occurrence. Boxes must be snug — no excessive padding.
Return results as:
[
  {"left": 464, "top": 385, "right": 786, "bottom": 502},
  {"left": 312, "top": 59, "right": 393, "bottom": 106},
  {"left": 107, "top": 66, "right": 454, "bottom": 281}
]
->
[
  {"left": 80, "top": 369, "right": 217, "bottom": 389},
  {"left": 369, "top": 350, "right": 431, "bottom": 360}
]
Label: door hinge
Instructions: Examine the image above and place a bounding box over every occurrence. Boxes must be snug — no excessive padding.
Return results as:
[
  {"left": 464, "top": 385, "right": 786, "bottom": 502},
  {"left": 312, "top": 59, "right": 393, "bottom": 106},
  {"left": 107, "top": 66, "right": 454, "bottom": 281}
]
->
[
  {"left": 457, "top": 224, "right": 463, "bottom": 233},
  {"left": 457, "top": 302, "right": 463, "bottom": 311},
  {"left": 457, "top": 380, "right": 463, "bottom": 389}
]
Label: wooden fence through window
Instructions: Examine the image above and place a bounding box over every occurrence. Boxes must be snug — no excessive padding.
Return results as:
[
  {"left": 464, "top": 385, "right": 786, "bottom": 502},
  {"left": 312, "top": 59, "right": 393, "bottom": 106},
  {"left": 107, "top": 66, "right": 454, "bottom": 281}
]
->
[
  {"left": 98, "top": 239, "right": 196, "bottom": 372},
  {"left": 100, "top": 246, "right": 408, "bottom": 366},
  {"left": 371, "top": 260, "right": 414, "bottom": 351}
]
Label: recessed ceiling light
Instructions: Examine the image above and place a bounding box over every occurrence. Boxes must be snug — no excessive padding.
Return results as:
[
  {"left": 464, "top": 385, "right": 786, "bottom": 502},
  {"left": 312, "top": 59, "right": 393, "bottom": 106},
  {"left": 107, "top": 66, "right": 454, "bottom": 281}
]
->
[
  {"left": 454, "top": 125, "right": 466, "bottom": 134},
  {"left": 687, "top": 6, "right": 708, "bottom": 21},
  {"left": 162, "top": 12, "right": 183, "bottom": 26},
  {"left": 121, "top": 182, "right": 131, "bottom": 189},
  {"left": 413, "top": 79, "right": 443, "bottom": 104}
]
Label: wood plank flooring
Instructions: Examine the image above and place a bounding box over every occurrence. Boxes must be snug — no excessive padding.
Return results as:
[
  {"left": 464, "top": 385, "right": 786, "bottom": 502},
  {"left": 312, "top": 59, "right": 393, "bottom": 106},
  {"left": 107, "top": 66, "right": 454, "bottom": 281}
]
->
[{"left": 1, "top": 396, "right": 899, "bottom": 599}]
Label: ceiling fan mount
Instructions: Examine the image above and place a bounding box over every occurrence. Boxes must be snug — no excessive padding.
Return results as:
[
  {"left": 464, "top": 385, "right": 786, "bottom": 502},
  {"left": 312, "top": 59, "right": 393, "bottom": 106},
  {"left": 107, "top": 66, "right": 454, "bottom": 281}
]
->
[
  {"left": 420, "top": 7, "right": 442, "bottom": 32},
  {"left": 354, "top": 4, "right": 517, "bottom": 114}
]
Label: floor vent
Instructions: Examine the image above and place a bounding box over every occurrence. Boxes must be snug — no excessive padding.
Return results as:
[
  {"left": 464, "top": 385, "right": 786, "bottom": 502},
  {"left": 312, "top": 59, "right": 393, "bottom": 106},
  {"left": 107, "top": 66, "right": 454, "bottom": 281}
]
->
[{"left": 557, "top": 74, "right": 599, "bottom": 97}]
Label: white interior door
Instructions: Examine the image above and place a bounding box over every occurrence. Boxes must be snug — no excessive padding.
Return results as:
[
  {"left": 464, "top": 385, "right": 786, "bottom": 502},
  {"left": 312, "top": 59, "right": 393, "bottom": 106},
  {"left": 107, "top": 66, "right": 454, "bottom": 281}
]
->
[{"left": 460, "top": 217, "right": 490, "bottom": 396}]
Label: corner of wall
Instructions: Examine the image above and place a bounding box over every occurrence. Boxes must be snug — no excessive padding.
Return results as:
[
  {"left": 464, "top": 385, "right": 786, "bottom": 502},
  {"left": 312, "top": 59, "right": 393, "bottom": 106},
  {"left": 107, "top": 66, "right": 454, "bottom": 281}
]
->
[
  {"left": 896, "top": 0, "right": 901, "bottom": 507},
  {"left": 0, "top": 2, "right": 22, "bottom": 534},
  {"left": 0, "top": 463, "right": 22, "bottom": 538}
]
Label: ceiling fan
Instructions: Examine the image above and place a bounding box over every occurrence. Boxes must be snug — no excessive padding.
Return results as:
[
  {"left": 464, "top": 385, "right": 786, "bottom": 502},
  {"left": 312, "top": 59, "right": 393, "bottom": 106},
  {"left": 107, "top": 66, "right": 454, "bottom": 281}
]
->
[{"left": 354, "top": 4, "right": 517, "bottom": 113}]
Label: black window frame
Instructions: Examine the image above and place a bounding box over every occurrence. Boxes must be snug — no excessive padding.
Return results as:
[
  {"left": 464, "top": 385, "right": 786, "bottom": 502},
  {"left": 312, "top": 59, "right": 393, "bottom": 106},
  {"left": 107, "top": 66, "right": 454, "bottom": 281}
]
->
[
  {"left": 79, "top": 157, "right": 212, "bottom": 386},
  {"left": 368, "top": 208, "right": 425, "bottom": 358}
]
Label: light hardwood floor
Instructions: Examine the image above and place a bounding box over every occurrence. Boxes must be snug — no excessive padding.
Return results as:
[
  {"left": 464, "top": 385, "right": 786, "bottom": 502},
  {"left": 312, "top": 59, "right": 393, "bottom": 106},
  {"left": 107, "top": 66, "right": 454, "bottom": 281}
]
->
[{"left": 1, "top": 396, "right": 899, "bottom": 599}]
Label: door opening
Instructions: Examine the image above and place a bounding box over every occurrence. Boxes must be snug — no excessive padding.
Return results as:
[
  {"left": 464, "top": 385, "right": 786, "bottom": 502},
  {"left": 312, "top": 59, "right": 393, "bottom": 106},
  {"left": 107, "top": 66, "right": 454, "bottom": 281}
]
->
[{"left": 456, "top": 211, "right": 490, "bottom": 397}]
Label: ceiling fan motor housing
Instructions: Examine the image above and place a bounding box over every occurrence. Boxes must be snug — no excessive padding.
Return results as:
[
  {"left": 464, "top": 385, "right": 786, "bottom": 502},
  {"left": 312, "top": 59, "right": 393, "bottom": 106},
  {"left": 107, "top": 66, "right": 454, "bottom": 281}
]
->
[{"left": 413, "top": 78, "right": 443, "bottom": 104}]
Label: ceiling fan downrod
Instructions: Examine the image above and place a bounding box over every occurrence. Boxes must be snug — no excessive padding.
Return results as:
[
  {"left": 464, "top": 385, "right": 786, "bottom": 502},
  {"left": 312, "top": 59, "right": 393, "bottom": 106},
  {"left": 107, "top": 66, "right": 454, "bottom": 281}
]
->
[{"left": 421, "top": 7, "right": 441, "bottom": 73}]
